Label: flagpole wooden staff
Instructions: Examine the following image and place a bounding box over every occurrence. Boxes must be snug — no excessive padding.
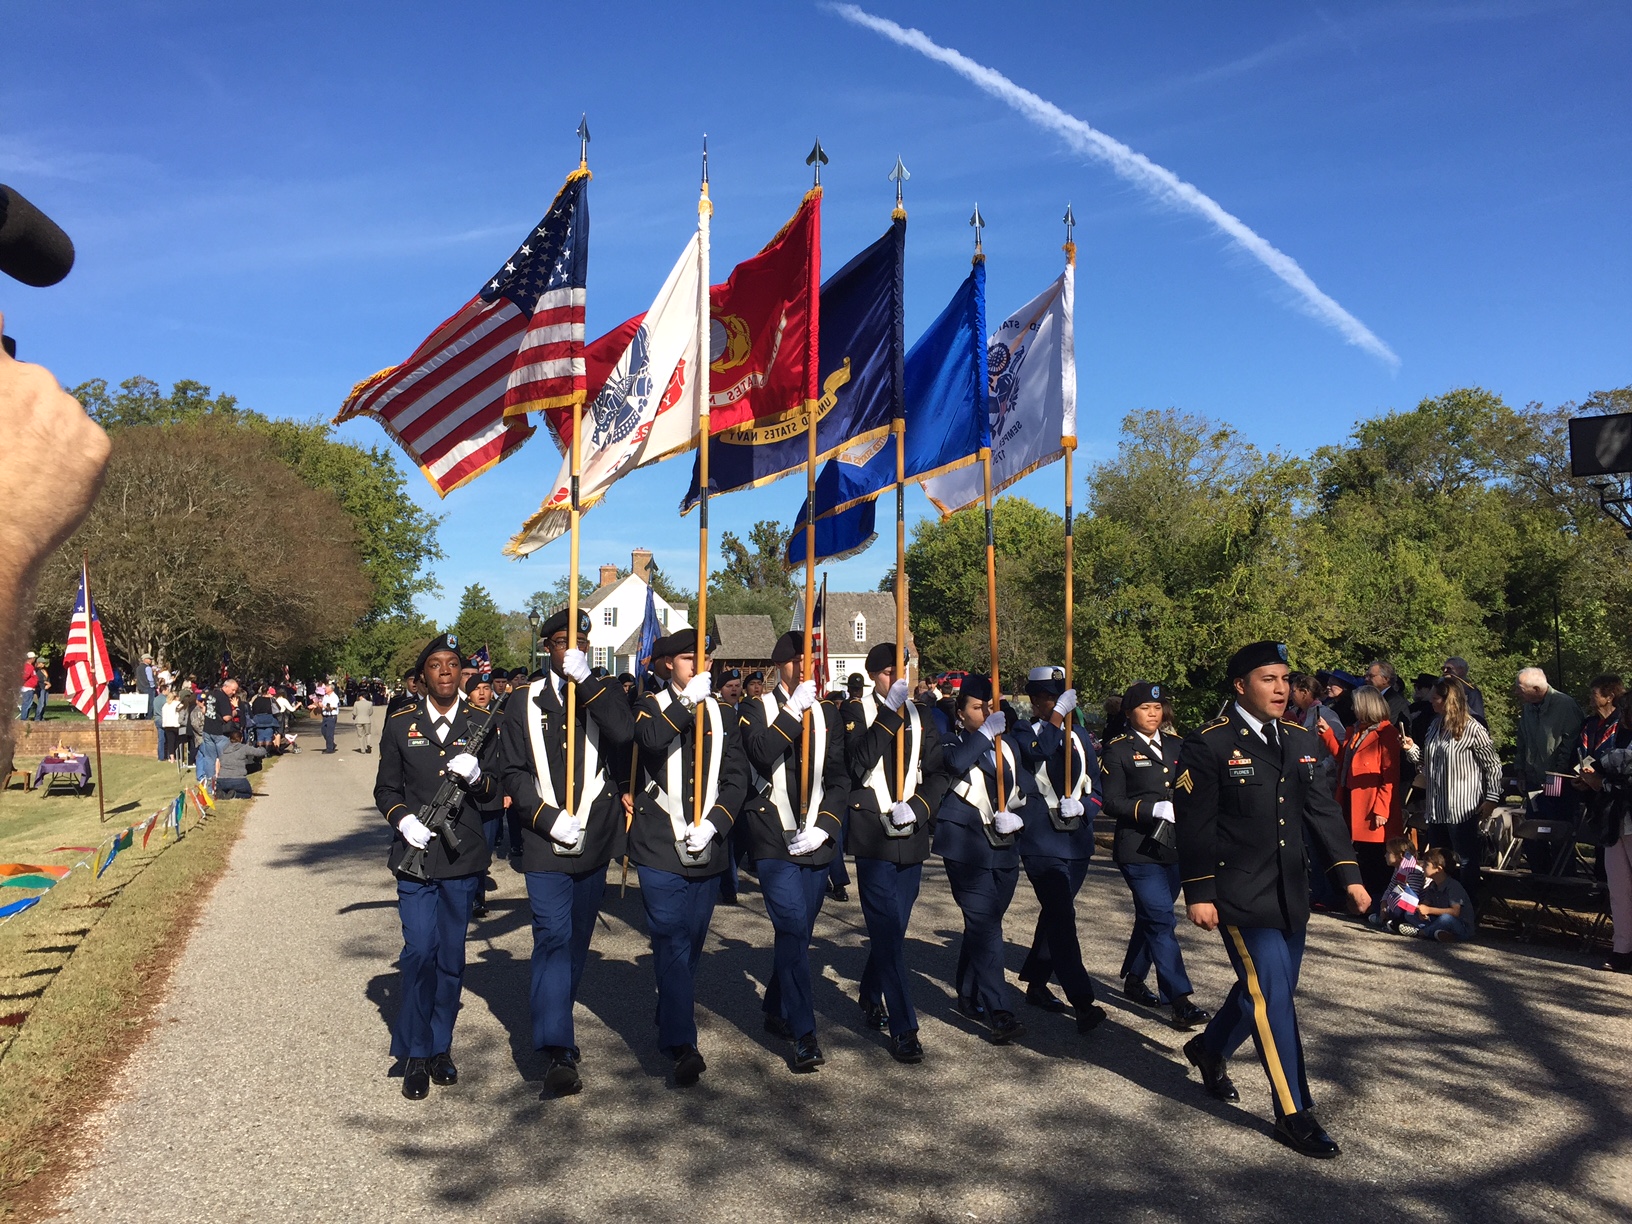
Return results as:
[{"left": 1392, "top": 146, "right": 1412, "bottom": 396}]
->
[
  {"left": 799, "top": 140, "right": 827, "bottom": 816},
  {"left": 693, "top": 138, "right": 713, "bottom": 833},
  {"left": 564, "top": 117, "right": 590, "bottom": 827},
  {"left": 1062, "top": 205, "right": 1077, "bottom": 789},
  {"left": 889, "top": 157, "right": 909, "bottom": 799},
  {"left": 971, "top": 208, "right": 1004, "bottom": 803},
  {"left": 83, "top": 551, "right": 107, "bottom": 824}
]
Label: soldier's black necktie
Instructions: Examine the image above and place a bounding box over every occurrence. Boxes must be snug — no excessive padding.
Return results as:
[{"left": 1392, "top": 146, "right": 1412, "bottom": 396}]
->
[{"left": 1265, "top": 721, "right": 1279, "bottom": 751}]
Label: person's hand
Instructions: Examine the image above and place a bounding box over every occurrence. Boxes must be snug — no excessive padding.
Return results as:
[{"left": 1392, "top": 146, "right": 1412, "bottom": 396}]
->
[
  {"left": 562, "top": 649, "right": 591, "bottom": 684},
  {"left": 0, "top": 318, "right": 112, "bottom": 573},
  {"left": 444, "top": 752, "right": 480, "bottom": 784},
  {"left": 549, "top": 812, "right": 583, "bottom": 845},
  {"left": 684, "top": 821, "right": 718, "bottom": 854},
  {"left": 881, "top": 678, "right": 910, "bottom": 712},
  {"left": 1151, "top": 799, "right": 1176, "bottom": 824},
  {"left": 1345, "top": 884, "right": 1372, "bottom": 915},
  {"left": 784, "top": 680, "right": 819, "bottom": 717},
  {"left": 621, "top": 792, "right": 634, "bottom": 819},
  {"left": 1477, "top": 799, "right": 1497, "bottom": 819},
  {"left": 993, "top": 809, "right": 1024, "bottom": 836},
  {"left": 1055, "top": 688, "right": 1077, "bottom": 717},
  {"left": 398, "top": 813, "right": 434, "bottom": 849},
  {"left": 1401, "top": 736, "right": 1417, "bottom": 754},
  {"left": 787, "top": 826, "right": 829, "bottom": 856},
  {"left": 979, "top": 711, "right": 1007, "bottom": 742},
  {"left": 503, "top": 795, "right": 512, "bottom": 809},
  {"left": 682, "top": 674, "right": 712, "bottom": 703},
  {"left": 1187, "top": 902, "right": 1219, "bottom": 931},
  {"left": 1060, "top": 797, "right": 1085, "bottom": 820},
  {"left": 890, "top": 800, "right": 916, "bottom": 828}
]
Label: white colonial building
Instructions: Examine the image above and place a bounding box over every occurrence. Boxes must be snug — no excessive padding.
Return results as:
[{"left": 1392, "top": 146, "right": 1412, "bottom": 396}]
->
[{"left": 580, "top": 549, "right": 691, "bottom": 675}]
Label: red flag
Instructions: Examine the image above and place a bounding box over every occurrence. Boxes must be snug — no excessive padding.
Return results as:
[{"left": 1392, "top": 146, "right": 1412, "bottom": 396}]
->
[{"left": 545, "top": 190, "right": 820, "bottom": 452}]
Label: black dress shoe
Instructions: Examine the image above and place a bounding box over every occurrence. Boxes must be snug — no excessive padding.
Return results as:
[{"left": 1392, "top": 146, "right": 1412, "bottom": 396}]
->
[
  {"left": 764, "top": 1015, "right": 794, "bottom": 1041},
  {"left": 828, "top": 883, "right": 849, "bottom": 902},
  {"left": 471, "top": 903, "right": 489, "bottom": 918},
  {"left": 1171, "top": 999, "right": 1211, "bottom": 1030},
  {"left": 793, "top": 1033, "right": 825, "bottom": 1070},
  {"left": 1275, "top": 1110, "right": 1341, "bottom": 1158},
  {"left": 402, "top": 1058, "right": 430, "bottom": 1100},
  {"left": 1183, "top": 1035, "right": 1239, "bottom": 1102},
  {"left": 428, "top": 1052, "right": 457, "bottom": 1086},
  {"left": 673, "top": 1045, "right": 707, "bottom": 1086},
  {"left": 1024, "top": 983, "right": 1069, "bottom": 1012},
  {"left": 889, "top": 1032, "right": 924, "bottom": 1064},
  {"left": 987, "top": 1011, "right": 1026, "bottom": 1044},
  {"left": 860, "top": 1000, "right": 889, "bottom": 1031},
  {"left": 543, "top": 1051, "right": 582, "bottom": 1095},
  {"left": 955, "top": 997, "right": 987, "bottom": 1023},
  {"left": 1123, "top": 976, "right": 1161, "bottom": 1007},
  {"left": 1076, "top": 1004, "right": 1107, "bottom": 1033}
]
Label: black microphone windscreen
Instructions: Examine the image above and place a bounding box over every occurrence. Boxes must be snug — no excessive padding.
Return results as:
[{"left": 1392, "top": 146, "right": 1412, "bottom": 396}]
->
[{"left": 0, "top": 186, "right": 75, "bottom": 287}]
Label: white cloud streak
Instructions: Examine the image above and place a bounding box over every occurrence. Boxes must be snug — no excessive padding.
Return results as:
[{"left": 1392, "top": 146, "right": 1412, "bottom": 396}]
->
[{"left": 830, "top": 4, "right": 1400, "bottom": 369}]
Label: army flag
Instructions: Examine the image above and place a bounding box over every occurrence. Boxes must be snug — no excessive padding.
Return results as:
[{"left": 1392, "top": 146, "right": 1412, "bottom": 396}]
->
[
  {"left": 681, "top": 217, "right": 902, "bottom": 511},
  {"left": 920, "top": 264, "right": 1075, "bottom": 515},
  {"left": 786, "top": 260, "right": 989, "bottom": 564}
]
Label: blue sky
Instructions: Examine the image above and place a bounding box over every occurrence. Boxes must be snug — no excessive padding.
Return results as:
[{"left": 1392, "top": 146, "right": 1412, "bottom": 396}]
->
[{"left": 4, "top": 1, "right": 1628, "bottom": 625}]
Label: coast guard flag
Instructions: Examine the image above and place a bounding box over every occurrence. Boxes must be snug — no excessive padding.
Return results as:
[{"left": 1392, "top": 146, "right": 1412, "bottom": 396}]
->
[
  {"left": 63, "top": 563, "right": 113, "bottom": 720},
  {"left": 787, "top": 260, "right": 989, "bottom": 566},
  {"left": 921, "top": 264, "right": 1075, "bottom": 515},
  {"left": 337, "top": 171, "right": 589, "bottom": 495},
  {"left": 682, "top": 218, "right": 903, "bottom": 511}
]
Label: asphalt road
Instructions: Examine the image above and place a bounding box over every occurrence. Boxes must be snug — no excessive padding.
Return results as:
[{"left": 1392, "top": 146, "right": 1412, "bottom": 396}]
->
[{"left": 55, "top": 718, "right": 1632, "bottom": 1222}]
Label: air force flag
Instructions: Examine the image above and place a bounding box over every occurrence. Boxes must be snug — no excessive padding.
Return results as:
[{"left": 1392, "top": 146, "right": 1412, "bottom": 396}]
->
[{"left": 920, "top": 263, "right": 1075, "bottom": 516}]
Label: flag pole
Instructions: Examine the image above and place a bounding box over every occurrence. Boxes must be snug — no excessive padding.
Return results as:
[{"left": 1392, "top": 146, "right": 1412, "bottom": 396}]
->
[
  {"left": 1062, "top": 205, "right": 1077, "bottom": 790},
  {"left": 889, "top": 157, "right": 909, "bottom": 799},
  {"left": 693, "top": 138, "right": 712, "bottom": 831},
  {"left": 564, "top": 118, "right": 590, "bottom": 825},
  {"left": 799, "top": 140, "right": 827, "bottom": 816},
  {"left": 82, "top": 551, "right": 107, "bottom": 824},
  {"left": 971, "top": 209, "right": 1004, "bottom": 803}
]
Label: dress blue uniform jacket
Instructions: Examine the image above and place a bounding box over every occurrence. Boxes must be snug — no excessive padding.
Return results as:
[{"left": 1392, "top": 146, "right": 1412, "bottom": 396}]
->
[
  {"left": 630, "top": 689, "right": 750, "bottom": 878},
  {"left": 739, "top": 688, "right": 848, "bottom": 867},
  {"left": 1174, "top": 707, "right": 1361, "bottom": 930},
  {"left": 842, "top": 696, "right": 948, "bottom": 865},
  {"left": 1101, "top": 730, "right": 1185, "bottom": 865},
  {"left": 498, "top": 668, "right": 634, "bottom": 873},
  {"left": 376, "top": 696, "right": 501, "bottom": 879},
  {"left": 932, "top": 729, "right": 1038, "bottom": 870},
  {"left": 1010, "top": 718, "right": 1100, "bottom": 861}
]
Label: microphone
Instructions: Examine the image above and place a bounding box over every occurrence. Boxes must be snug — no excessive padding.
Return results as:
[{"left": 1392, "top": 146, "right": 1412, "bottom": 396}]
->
[{"left": 0, "top": 185, "right": 75, "bottom": 287}]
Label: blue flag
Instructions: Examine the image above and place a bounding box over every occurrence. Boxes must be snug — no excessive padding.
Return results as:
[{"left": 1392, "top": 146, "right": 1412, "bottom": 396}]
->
[
  {"left": 682, "top": 219, "right": 904, "bottom": 512},
  {"left": 635, "top": 582, "right": 662, "bottom": 675},
  {"left": 787, "top": 497, "right": 877, "bottom": 568},
  {"left": 787, "top": 259, "right": 990, "bottom": 565}
]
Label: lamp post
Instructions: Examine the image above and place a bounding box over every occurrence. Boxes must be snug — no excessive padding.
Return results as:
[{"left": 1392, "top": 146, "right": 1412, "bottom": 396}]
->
[{"left": 527, "top": 608, "right": 541, "bottom": 674}]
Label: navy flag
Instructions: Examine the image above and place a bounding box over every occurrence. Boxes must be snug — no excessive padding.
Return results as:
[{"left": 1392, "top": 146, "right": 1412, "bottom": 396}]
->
[{"left": 681, "top": 218, "right": 904, "bottom": 512}]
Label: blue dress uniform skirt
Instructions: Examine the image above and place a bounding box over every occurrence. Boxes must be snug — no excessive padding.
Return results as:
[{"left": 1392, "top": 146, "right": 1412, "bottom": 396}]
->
[{"left": 392, "top": 874, "right": 482, "bottom": 1059}]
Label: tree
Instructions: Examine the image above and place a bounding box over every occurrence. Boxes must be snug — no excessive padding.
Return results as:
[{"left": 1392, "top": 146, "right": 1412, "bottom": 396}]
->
[
  {"left": 451, "top": 584, "right": 516, "bottom": 669},
  {"left": 526, "top": 574, "right": 594, "bottom": 616},
  {"left": 32, "top": 421, "right": 370, "bottom": 677},
  {"left": 708, "top": 519, "right": 796, "bottom": 629}
]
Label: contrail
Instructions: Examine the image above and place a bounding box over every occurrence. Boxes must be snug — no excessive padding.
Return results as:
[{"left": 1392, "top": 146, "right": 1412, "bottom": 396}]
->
[{"left": 830, "top": 4, "right": 1399, "bottom": 369}]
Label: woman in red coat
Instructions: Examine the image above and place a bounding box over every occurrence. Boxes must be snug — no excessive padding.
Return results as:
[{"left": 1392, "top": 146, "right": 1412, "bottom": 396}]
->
[{"left": 1336, "top": 685, "right": 1404, "bottom": 904}]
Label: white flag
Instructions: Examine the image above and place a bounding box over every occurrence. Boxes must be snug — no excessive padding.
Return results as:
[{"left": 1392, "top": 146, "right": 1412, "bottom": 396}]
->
[
  {"left": 919, "top": 264, "right": 1075, "bottom": 516},
  {"left": 506, "top": 233, "right": 704, "bottom": 557}
]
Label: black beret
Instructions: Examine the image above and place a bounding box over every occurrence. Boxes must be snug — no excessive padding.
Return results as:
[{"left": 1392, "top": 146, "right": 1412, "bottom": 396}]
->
[
  {"left": 958, "top": 673, "right": 993, "bottom": 703},
  {"left": 540, "top": 606, "right": 592, "bottom": 639},
  {"left": 1226, "top": 640, "right": 1289, "bottom": 681},
  {"left": 510, "top": 667, "right": 529, "bottom": 680},
  {"left": 652, "top": 627, "right": 698, "bottom": 659},
  {"left": 416, "top": 633, "right": 461, "bottom": 675},
  {"left": 864, "top": 643, "right": 908, "bottom": 674},
  {"left": 1413, "top": 673, "right": 1438, "bottom": 690},
  {"left": 464, "top": 671, "right": 492, "bottom": 694},
  {"left": 770, "top": 630, "right": 805, "bottom": 666},
  {"left": 1121, "top": 681, "right": 1163, "bottom": 710},
  {"left": 617, "top": 672, "right": 636, "bottom": 685}
]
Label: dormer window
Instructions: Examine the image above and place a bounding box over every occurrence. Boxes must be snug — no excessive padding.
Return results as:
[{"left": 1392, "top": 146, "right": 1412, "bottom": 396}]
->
[{"left": 853, "top": 614, "right": 866, "bottom": 643}]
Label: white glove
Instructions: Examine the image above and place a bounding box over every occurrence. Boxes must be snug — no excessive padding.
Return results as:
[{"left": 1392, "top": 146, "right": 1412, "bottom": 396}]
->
[
  {"left": 784, "top": 680, "right": 819, "bottom": 717},
  {"left": 993, "top": 810, "right": 1024, "bottom": 836},
  {"left": 979, "top": 711, "right": 1007, "bottom": 742},
  {"left": 881, "top": 678, "right": 910, "bottom": 712},
  {"left": 681, "top": 674, "right": 712, "bottom": 703},
  {"left": 787, "top": 826, "right": 830, "bottom": 856},
  {"left": 1055, "top": 688, "right": 1078, "bottom": 716},
  {"left": 684, "top": 821, "right": 718, "bottom": 854},
  {"left": 549, "top": 812, "right": 584, "bottom": 845},
  {"left": 1152, "top": 800, "right": 1176, "bottom": 824},
  {"left": 445, "top": 752, "right": 480, "bottom": 784},
  {"left": 1060, "top": 797, "right": 1085, "bottom": 820},
  {"left": 398, "top": 813, "right": 434, "bottom": 849},
  {"left": 562, "top": 649, "right": 591, "bottom": 684},
  {"left": 890, "top": 800, "right": 916, "bottom": 828}
]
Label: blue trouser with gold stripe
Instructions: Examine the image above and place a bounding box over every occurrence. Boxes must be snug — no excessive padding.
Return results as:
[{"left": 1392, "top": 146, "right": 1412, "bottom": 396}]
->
[{"left": 1202, "top": 923, "right": 1313, "bottom": 1117}]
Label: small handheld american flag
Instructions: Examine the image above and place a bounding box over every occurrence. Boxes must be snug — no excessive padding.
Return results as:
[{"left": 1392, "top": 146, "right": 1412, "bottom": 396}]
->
[{"left": 64, "top": 562, "right": 112, "bottom": 720}]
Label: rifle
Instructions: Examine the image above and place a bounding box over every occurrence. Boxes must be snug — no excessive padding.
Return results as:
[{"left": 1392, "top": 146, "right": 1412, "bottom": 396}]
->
[{"left": 398, "top": 692, "right": 510, "bottom": 883}]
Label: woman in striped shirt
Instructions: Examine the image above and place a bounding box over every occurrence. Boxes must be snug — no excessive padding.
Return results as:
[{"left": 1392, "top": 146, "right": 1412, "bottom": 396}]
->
[{"left": 1402, "top": 678, "right": 1502, "bottom": 894}]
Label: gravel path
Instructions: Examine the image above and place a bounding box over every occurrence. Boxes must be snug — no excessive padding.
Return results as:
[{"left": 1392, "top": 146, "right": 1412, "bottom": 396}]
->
[{"left": 54, "top": 721, "right": 1632, "bottom": 1222}]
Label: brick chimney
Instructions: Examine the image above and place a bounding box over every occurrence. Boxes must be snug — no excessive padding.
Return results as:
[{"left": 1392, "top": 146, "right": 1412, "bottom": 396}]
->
[
  {"left": 598, "top": 563, "right": 619, "bottom": 589},
  {"left": 631, "top": 548, "right": 653, "bottom": 583}
]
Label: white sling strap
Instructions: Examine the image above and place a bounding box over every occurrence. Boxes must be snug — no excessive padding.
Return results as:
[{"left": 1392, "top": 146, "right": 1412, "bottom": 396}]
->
[
  {"left": 859, "top": 693, "right": 922, "bottom": 811},
  {"left": 647, "top": 689, "right": 725, "bottom": 841},
  {"left": 954, "top": 739, "right": 1020, "bottom": 826},
  {"left": 759, "top": 689, "right": 826, "bottom": 835},
  {"left": 1030, "top": 721, "right": 1090, "bottom": 810},
  {"left": 524, "top": 679, "right": 605, "bottom": 819}
]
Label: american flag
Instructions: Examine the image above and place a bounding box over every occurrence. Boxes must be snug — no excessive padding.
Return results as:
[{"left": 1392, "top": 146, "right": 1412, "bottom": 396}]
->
[
  {"left": 336, "top": 170, "right": 590, "bottom": 496},
  {"left": 63, "top": 563, "right": 113, "bottom": 720}
]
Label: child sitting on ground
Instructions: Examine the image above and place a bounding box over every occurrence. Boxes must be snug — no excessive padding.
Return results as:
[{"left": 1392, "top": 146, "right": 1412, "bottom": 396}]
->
[
  {"left": 1408, "top": 847, "right": 1476, "bottom": 942},
  {"left": 1372, "top": 836, "right": 1426, "bottom": 932}
]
